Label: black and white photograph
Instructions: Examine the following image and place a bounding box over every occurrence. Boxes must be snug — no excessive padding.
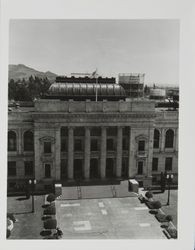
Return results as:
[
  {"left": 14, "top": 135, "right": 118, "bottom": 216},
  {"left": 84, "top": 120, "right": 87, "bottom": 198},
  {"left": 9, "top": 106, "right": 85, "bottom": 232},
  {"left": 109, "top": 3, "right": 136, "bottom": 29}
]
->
[
  {"left": 1, "top": 0, "right": 195, "bottom": 249},
  {"left": 7, "top": 18, "right": 179, "bottom": 240}
]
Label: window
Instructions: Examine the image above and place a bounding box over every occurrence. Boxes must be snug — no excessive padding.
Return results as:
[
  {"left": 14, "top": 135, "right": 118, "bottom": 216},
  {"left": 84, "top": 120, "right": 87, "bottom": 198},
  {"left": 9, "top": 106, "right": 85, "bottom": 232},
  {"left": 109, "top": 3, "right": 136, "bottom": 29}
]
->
[
  {"left": 8, "top": 161, "right": 16, "bottom": 176},
  {"left": 153, "top": 129, "right": 160, "bottom": 148},
  {"left": 91, "top": 139, "right": 99, "bottom": 151},
  {"left": 137, "top": 161, "right": 143, "bottom": 175},
  {"left": 107, "top": 127, "right": 117, "bottom": 136},
  {"left": 8, "top": 131, "right": 17, "bottom": 151},
  {"left": 61, "top": 138, "right": 67, "bottom": 152},
  {"left": 122, "top": 137, "right": 129, "bottom": 150},
  {"left": 24, "top": 161, "right": 34, "bottom": 176},
  {"left": 122, "top": 127, "right": 129, "bottom": 136},
  {"left": 45, "top": 164, "right": 51, "bottom": 178},
  {"left": 74, "top": 139, "right": 83, "bottom": 151},
  {"left": 152, "top": 158, "right": 158, "bottom": 171},
  {"left": 61, "top": 159, "right": 67, "bottom": 179},
  {"left": 138, "top": 140, "right": 145, "bottom": 151},
  {"left": 91, "top": 127, "right": 101, "bottom": 136},
  {"left": 61, "top": 127, "right": 68, "bottom": 136},
  {"left": 107, "top": 138, "right": 115, "bottom": 151},
  {"left": 122, "top": 157, "right": 128, "bottom": 177},
  {"left": 24, "top": 130, "right": 34, "bottom": 151},
  {"left": 44, "top": 142, "right": 51, "bottom": 153},
  {"left": 165, "top": 129, "right": 174, "bottom": 148},
  {"left": 165, "top": 157, "right": 172, "bottom": 171},
  {"left": 61, "top": 127, "right": 68, "bottom": 152},
  {"left": 74, "top": 127, "right": 85, "bottom": 136}
]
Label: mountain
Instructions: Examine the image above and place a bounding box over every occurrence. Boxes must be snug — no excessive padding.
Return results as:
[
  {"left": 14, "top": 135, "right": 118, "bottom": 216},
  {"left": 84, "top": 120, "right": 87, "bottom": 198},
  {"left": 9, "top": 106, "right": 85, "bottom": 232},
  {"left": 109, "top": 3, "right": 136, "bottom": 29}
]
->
[{"left": 9, "top": 64, "right": 57, "bottom": 82}]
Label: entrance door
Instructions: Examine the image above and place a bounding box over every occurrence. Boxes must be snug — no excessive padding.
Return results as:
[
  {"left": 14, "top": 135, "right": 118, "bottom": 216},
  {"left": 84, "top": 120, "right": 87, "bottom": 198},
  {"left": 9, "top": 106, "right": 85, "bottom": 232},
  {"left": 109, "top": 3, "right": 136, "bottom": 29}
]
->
[
  {"left": 74, "top": 159, "right": 83, "bottom": 180},
  {"left": 90, "top": 159, "right": 99, "bottom": 179},
  {"left": 106, "top": 158, "right": 115, "bottom": 178},
  {"left": 61, "top": 159, "right": 67, "bottom": 180}
]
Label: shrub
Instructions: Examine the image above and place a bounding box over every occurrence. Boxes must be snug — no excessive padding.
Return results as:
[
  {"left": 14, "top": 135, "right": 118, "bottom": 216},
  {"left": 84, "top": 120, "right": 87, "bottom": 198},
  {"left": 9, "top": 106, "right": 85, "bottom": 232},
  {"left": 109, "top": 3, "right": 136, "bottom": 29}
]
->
[
  {"left": 165, "top": 215, "right": 173, "bottom": 222},
  {"left": 44, "top": 206, "right": 56, "bottom": 215},
  {"left": 145, "top": 191, "right": 153, "bottom": 199},
  {"left": 46, "top": 193, "right": 56, "bottom": 203},
  {"left": 44, "top": 219, "right": 57, "bottom": 230},
  {"left": 152, "top": 200, "right": 162, "bottom": 209}
]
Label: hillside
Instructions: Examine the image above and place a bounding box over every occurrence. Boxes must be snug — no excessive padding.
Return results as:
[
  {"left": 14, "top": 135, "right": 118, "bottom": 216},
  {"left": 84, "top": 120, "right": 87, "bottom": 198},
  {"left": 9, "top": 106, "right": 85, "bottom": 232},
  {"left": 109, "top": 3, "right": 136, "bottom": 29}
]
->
[{"left": 9, "top": 64, "right": 57, "bottom": 82}]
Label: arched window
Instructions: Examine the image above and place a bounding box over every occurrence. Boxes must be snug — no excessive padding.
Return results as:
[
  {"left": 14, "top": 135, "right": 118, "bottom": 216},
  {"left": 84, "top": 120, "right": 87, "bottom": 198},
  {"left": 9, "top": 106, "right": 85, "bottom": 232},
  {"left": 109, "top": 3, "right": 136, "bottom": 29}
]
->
[
  {"left": 8, "top": 131, "right": 17, "bottom": 151},
  {"left": 165, "top": 129, "right": 174, "bottom": 148},
  {"left": 24, "top": 130, "right": 34, "bottom": 151},
  {"left": 153, "top": 129, "right": 160, "bottom": 148}
]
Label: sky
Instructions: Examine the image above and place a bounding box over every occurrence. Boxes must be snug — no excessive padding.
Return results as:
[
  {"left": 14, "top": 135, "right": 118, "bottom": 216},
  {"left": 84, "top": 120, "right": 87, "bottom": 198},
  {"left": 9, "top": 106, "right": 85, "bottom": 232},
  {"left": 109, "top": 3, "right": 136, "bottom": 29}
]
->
[{"left": 9, "top": 19, "right": 179, "bottom": 85}]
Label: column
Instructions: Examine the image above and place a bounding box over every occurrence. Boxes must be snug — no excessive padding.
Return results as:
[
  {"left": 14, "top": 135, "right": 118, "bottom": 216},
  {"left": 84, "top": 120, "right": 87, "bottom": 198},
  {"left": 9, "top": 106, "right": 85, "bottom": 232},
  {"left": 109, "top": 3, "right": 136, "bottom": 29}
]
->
[
  {"left": 160, "top": 129, "right": 165, "bottom": 152},
  {"left": 18, "top": 128, "right": 22, "bottom": 154},
  {"left": 100, "top": 127, "right": 106, "bottom": 178},
  {"left": 84, "top": 127, "right": 90, "bottom": 179},
  {"left": 128, "top": 127, "right": 132, "bottom": 177},
  {"left": 34, "top": 128, "right": 41, "bottom": 180},
  {"left": 175, "top": 128, "right": 178, "bottom": 152},
  {"left": 116, "top": 126, "right": 123, "bottom": 178},
  {"left": 55, "top": 128, "right": 61, "bottom": 180},
  {"left": 68, "top": 127, "right": 74, "bottom": 179}
]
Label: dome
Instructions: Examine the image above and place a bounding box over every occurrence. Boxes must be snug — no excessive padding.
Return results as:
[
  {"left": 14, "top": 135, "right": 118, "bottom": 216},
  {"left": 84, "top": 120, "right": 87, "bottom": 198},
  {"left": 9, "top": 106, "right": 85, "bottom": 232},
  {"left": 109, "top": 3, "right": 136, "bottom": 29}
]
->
[{"left": 47, "top": 82, "right": 126, "bottom": 101}]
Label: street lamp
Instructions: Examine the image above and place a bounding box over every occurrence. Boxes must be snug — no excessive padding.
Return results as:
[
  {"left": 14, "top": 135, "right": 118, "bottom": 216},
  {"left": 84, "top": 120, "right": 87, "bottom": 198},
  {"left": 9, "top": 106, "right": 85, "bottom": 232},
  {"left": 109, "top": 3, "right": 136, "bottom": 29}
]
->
[
  {"left": 28, "top": 179, "right": 36, "bottom": 213},
  {"left": 166, "top": 174, "right": 174, "bottom": 206}
]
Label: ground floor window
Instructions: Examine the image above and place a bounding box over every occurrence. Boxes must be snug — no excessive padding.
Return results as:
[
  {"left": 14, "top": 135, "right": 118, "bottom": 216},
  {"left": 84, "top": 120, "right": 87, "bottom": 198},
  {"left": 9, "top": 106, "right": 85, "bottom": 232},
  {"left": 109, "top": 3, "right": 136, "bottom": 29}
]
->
[
  {"left": 106, "top": 158, "right": 115, "bottom": 178},
  {"left": 45, "top": 164, "right": 51, "bottom": 178},
  {"left": 61, "top": 159, "right": 67, "bottom": 180},
  {"left": 74, "top": 159, "right": 83, "bottom": 179},
  {"left": 165, "top": 157, "right": 172, "bottom": 171},
  {"left": 152, "top": 158, "right": 158, "bottom": 171},
  {"left": 90, "top": 158, "right": 99, "bottom": 178},
  {"left": 122, "top": 157, "right": 128, "bottom": 177},
  {"left": 137, "top": 161, "right": 143, "bottom": 175},
  {"left": 8, "top": 161, "right": 16, "bottom": 177},
  {"left": 24, "top": 161, "right": 34, "bottom": 176}
]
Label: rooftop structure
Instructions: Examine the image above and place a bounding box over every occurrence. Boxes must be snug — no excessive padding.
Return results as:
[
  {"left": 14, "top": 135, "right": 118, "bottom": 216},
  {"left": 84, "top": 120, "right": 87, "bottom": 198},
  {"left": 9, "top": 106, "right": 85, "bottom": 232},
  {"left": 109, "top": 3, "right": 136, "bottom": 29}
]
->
[{"left": 118, "top": 73, "right": 145, "bottom": 98}]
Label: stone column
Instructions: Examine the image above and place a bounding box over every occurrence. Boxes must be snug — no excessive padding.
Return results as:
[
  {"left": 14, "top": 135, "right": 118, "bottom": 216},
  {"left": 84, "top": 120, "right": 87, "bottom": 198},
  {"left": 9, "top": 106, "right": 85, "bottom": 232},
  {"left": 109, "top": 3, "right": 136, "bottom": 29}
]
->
[
  {"left": 34, "top": 128, "right": 41, "bottom": 180},
  {"left": 100, "top": 127, "right": 106, "bottom": 178},
  {"left": 116, "top": 126, "right": 123, "bottom": 178},
  {"left": 160, "top": 129, "right": 165, "bottom": 152},
  {"left": 68, "top": 127, "right": 74, "bottom": 179},
  {"left": 175, "top": 128, "right": 178, "bottom": 152},
  {"left": 128, "top": 127, "right": 132, "bottom": 177},
  {"left": 18, "top": 128, "right": 22, "bottom": 155},
  {"left": 55, "top": 128, "right": 61, "bottom": 180},
  {"left": 84, "top": 127, "right": 90, "bottom": 179}
]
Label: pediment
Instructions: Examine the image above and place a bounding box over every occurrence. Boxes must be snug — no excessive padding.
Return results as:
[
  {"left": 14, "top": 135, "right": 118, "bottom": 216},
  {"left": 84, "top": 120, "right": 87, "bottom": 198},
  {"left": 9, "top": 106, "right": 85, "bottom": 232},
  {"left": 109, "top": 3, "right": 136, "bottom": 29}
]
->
[
  {"left": 39, "top": 136, "right": 55, "bottom": 144},
  {"left": 135, "top": 134, "right": 148, "bottom": 142}
]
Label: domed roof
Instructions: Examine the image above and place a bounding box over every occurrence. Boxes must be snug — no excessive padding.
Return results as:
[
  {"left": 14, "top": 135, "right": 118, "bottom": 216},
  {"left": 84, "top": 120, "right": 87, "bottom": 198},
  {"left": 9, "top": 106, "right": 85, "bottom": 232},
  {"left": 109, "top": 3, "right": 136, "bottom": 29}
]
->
[{"left": 48, "top": 82, "right": 126, "bottom": 100}]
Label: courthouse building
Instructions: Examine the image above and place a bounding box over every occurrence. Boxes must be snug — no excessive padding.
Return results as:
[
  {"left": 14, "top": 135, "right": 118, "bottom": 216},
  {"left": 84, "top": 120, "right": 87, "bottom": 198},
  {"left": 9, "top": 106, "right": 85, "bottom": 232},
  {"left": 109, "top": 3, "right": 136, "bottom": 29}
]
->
[{"left": 7, "top": 76, "right": 178, "bottom": 192}]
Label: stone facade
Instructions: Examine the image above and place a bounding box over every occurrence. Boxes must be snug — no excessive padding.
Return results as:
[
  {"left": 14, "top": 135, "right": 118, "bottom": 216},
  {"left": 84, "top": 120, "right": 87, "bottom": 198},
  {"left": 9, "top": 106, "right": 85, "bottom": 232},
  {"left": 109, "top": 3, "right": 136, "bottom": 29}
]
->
[{"left": 7, "top": 99, "right": 178, "bottom": 192}]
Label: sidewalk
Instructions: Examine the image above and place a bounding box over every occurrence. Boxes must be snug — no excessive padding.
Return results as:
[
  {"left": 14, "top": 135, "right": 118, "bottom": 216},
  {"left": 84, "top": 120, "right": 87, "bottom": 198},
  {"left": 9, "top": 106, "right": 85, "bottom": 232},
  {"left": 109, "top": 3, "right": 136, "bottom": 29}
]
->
[{"left": 7, "top": 195, "right": 45, "bottom": 239}]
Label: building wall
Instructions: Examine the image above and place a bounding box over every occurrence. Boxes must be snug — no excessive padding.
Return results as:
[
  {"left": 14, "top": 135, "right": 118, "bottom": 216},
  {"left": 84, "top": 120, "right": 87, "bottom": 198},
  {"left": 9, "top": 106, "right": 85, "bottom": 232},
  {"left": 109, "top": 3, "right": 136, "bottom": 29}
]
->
[{"left": 7, "top": 100, "right": 178, "bottom": 191}]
